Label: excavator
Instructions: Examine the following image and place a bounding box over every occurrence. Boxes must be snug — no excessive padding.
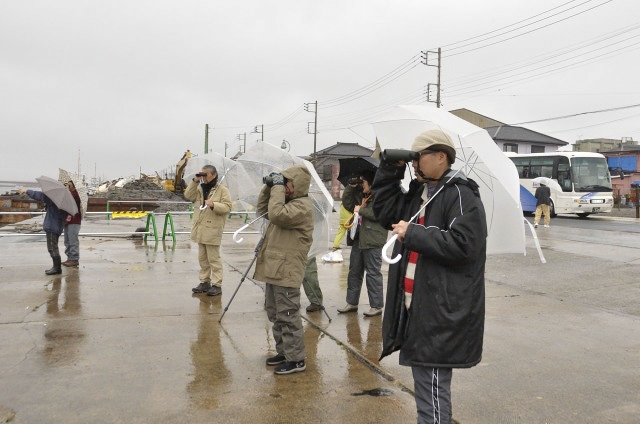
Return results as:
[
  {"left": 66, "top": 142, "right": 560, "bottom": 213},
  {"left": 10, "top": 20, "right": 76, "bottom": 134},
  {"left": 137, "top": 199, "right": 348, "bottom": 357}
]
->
[{"left": 164, "top": 150, "right": 191, "bottom": 193}]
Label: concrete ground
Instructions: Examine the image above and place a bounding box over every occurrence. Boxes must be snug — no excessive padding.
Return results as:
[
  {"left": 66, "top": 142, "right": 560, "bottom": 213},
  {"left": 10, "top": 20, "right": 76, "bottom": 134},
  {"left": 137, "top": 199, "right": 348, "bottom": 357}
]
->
[{"left": 0, "top": 210, "right": 639, "bottom": 423}]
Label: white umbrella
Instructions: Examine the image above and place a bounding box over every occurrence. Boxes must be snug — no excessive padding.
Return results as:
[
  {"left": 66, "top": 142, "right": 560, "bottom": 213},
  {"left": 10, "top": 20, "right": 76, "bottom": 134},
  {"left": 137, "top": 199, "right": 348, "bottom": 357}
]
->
[
  {"left": 532, "top": 176, "right": 562, "bottom": 192},
  {"left": 236, "top": 142, "right": 333, "bottom": 258},
  {"left": 35, "top": 176, "right": 79, "bottom": 215},
  {"left": 372, "top": 105, "right": 525, "bottom": 256},
  {"left": 58, "top": 168, "right": 88, "bottom": 218}
]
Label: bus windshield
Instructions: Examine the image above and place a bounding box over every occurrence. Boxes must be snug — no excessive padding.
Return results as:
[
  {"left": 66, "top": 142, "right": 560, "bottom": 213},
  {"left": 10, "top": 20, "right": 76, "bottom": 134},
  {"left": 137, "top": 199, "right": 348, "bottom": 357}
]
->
[{"left": 571, "top": 157, "right": 612, "bottom": 192}]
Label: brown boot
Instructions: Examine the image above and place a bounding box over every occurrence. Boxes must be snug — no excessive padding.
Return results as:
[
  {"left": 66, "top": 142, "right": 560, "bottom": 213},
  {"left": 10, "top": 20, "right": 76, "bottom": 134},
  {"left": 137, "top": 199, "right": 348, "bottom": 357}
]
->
[{"left": 63, "top": 260, "right": 79, "bottom": 267}]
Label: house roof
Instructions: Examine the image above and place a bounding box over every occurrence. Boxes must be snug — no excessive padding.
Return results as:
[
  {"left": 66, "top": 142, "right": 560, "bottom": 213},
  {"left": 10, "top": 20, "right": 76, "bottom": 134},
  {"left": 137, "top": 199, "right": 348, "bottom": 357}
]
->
[
  {"left": 484, "top": 125, "right": 568, "bottom": 146},
  {"left": 449, "top": 108, "right": 505, "bottom": 128},
  {"left": 315, "top": 142, "right": 374, "bottom": 157}
]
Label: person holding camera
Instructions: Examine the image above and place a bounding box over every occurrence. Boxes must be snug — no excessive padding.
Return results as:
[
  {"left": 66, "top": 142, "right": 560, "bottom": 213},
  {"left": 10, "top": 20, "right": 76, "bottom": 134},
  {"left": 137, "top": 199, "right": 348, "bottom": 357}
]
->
[
  {"left": 19, "top": 187, "right": 69, "bottom": 275},
  {"left": 253, "top": 165, "right": 314, "bottom": 375},
  {"left": 186, "top": 165, "right": 232, "bottom": 297},
  {"left": 371, "top": 129, "right": 487, "bottom": 424},
  {"left": 337, "top": 170, "right": 387, "bottom": 317}
]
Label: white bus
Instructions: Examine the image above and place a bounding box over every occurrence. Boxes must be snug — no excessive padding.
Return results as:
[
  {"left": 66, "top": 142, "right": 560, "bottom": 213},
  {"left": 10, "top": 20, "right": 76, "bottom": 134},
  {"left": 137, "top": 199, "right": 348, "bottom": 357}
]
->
[{"left": 506, "top": 152, "right": 613, "bottom": 218}]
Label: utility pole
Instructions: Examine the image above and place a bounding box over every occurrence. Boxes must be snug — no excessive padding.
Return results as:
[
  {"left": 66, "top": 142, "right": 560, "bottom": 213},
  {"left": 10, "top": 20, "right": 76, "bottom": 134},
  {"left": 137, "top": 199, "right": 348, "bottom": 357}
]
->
[
  {"left": 305, "top": 101, "right": 318, "bottom": 159},
  {"left": 422, "top": 48, "right": 441, "bottom": 108},
  {"left": 237, "top": 132, "right": 247, "bottom": 153},
  {"left": 252, "top": 124, "right": 264, "bottom": 142},
  {"left": 205, "top": 124, "right": 209, "bottom": 154}
]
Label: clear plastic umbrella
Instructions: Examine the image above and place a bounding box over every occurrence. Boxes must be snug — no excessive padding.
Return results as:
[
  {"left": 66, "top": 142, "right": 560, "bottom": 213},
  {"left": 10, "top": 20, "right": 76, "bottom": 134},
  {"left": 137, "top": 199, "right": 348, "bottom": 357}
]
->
[
  {"left": 184, "top": 153, "right": 257, "bottom": 212},
  {"left": 372, "top": 105, "right": 525, "bottom": 258},
  {"left": 532, "top": 176, "right": 562, "bottom": 192},
  {"left": 58, "top": 168, "right": 88, "bottom": 217},
  {"left": 236, "top": 142, "right": 333, "bottom": 257}
]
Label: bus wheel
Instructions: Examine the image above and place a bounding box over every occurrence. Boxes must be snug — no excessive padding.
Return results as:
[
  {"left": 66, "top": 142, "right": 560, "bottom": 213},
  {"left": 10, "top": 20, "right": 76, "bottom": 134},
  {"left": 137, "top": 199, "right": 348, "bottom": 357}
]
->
[
  {"left": 550, "top": 200, "right": 557, "bottom": 217},
  {"left": 577, "top": 213, "right": 590, "bottom": 218}
]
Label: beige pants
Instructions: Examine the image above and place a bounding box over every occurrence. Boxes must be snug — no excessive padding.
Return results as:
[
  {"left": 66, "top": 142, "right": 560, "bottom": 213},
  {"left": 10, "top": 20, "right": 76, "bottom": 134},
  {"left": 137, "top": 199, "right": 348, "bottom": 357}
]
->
[
  {"left": 198, "top": 243, "right": 223, "bottom": 286},
  {"left": 534, "top": 204, "right": 551, "bottom": 226}
]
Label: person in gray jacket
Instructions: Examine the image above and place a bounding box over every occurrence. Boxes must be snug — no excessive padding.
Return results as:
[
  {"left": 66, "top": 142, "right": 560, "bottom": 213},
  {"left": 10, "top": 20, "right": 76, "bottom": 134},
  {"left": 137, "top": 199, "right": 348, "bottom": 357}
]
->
[
  {"left": 253, "top": 165, "right": 314, "bottom": 375},
  {"left": 337, "top": 170, "right": 388, "bottom": 317}
]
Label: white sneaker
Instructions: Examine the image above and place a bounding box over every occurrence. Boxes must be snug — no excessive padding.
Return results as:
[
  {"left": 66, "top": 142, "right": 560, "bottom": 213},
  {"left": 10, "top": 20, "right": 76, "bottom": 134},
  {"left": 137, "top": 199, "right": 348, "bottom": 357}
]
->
[
  {"left": 337, "top": 303, "right": 358, "bottom": 313},
  {"left": 322, "top": 250, "right": 343, "bottom": 263},
  {"left": 534, "top": 223, "right": 538, "bottom": 228},
  {"left": 544, "top": 224, "right": 549, "bottom": 228},
  {"left": 363, "top": 307, "right": 382, "bottom": 317}
]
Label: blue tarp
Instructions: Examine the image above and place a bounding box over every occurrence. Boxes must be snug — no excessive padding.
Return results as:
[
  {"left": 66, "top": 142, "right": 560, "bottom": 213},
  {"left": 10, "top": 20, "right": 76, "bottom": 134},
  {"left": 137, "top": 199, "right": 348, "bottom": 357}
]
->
[{"left": 607, "top": 156, "right": 637, "bottom": 173}]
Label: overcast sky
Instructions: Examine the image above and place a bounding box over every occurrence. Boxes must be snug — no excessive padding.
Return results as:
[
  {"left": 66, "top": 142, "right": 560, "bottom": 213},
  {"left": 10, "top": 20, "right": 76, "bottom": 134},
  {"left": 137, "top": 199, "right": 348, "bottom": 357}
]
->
[{"left": 2, "top": 0, "right": 639, "bottom": 183}]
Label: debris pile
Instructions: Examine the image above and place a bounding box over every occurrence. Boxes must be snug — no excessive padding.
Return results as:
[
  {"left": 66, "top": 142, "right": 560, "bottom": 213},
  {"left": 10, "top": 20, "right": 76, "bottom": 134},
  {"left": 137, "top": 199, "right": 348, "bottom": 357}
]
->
[{"left": 91, "top": 179, "right": 190, "bottom": 213}]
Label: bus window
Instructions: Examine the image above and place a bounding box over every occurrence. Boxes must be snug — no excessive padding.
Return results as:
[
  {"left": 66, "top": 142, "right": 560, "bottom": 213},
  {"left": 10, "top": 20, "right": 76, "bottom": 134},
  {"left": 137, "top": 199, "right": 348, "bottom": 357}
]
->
[
  {"left": 510, "top": 157, "right": 530, "bottom": 178},
  {"left": 557, "top": 158, "right": 572, "bottom": 192},
  {"left": 530, "top": 157, "right": 554, "bottom": 179}
]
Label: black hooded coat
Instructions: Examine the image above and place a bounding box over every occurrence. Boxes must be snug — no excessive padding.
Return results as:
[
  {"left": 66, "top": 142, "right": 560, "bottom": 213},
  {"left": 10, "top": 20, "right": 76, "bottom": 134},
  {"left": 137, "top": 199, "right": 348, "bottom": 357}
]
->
[{"left": 371, "top": 163, "right": 487, "bottom": 368}]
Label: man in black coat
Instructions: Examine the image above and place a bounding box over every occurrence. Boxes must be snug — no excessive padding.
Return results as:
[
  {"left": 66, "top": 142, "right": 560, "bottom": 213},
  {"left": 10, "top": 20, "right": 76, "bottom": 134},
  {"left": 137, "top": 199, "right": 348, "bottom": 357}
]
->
[
  {"left": 372, "top": 129, "right": 487, "bottom": 424},
  {"left": 534, "top": 183, "right": 552, "bottom": 228}
]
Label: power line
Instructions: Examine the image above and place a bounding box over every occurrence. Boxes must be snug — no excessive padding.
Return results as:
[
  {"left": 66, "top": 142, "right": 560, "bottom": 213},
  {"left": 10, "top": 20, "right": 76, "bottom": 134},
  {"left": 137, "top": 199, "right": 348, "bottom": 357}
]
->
[
  {"left": 446, "top": 22, "right": 640, "bottom": 86},
  {"left": 444, "top": 34, "right": 640, "bottom": 94},
  {"left": 512, "top": 103, "right": 640, "bottom": 125},
  {"left": 441, "top": 0, "right": 584, "bottom": 49},
  {"left": 443, "top": 0, "right": 613, "bottom": 58}
]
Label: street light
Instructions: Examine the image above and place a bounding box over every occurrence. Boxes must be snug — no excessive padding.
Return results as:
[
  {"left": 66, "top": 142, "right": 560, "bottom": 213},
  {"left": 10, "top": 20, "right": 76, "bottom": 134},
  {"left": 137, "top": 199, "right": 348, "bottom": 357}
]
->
[{"left": 281, "top": 139, "right": 290, "bottom": 151}]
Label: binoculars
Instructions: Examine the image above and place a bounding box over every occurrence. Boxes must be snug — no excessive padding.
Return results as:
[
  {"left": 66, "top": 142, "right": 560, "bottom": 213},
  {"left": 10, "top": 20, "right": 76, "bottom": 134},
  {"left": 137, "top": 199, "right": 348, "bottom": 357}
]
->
[
  {"left": 263, "top": 173, "right": 287, "bottom": 187},
  {"left": 195, "top": 172, "right": 207, "bottom": 177},
  {"left": 348, "top": 178, "right": 363, "bottom": 186},
  {"left": 380, "top": 149, "right": 420, "bottom": 163}
]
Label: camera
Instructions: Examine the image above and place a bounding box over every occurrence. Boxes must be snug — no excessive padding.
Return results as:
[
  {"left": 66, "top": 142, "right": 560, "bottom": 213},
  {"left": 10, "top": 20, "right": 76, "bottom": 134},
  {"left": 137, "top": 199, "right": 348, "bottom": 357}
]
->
[
  {"left": 263, "top": 173, "right": 287, "bottom": 187},
  {"left": 380, "top": 149, "right": 420, "bottom": 163},
  {"left": 195, "top": 172, "right": 207, "bottom": 177},
  {"left": 348, "top": 178, "right": 363, "bottom": 186}
]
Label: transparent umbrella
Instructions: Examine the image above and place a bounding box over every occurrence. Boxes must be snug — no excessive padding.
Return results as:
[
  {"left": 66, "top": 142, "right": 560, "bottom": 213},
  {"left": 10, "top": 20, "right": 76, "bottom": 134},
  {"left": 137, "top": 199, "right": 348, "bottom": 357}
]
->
[
  {"left": 372, "top": 105, "right": 526, "bottom": 259},
  {"left": 184, "top": 153, "right": 257, "bottom": 212},
  {"left": 236, "top": 142, "right": 333, "bottom": 257}
]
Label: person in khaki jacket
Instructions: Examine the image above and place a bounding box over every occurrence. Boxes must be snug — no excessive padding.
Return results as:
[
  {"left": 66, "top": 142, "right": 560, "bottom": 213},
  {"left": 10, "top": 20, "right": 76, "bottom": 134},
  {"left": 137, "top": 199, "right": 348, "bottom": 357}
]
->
[
  {"left": 185, "top": 165, "right": 232, "bottom": 297},
  {"left": 253, "top": 165, "right": 314, "bottom": 375}
]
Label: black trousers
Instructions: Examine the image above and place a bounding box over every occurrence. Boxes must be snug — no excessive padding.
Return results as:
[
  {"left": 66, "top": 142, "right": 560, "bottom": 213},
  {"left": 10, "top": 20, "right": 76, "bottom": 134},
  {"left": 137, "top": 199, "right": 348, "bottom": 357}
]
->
[{"left": 46, "top": 232, "right": 61, "bottom": 259}]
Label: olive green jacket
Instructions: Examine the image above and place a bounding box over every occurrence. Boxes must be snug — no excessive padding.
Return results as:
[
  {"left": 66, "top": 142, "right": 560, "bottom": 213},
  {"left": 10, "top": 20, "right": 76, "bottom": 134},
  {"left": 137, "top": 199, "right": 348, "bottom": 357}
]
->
[
  {"left": 253, "top": 165, "right": 314, "bottom": 288},
  {"left": 342, "top": 185, "right": 388, "bottom": 249}
]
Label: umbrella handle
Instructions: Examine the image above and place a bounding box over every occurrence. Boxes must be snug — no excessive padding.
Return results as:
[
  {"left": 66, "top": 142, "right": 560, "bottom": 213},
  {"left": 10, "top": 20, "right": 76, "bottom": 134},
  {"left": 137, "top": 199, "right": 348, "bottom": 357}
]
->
[
  {"left": 199, "top": 204, "right": 208, "bottom": 210},
  {"left": 382, "top": 234, "right": 401, "bottom": 264},
  {"left": 232, "top": 212, "right": 268, "bottom": 243},
  {"left": 232, "top": 224, "right": 249, "bottom": 243}
]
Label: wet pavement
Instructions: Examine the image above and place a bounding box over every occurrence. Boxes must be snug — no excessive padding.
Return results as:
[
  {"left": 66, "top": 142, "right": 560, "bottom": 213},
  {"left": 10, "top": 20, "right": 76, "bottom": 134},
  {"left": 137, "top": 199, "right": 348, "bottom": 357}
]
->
[{"left": 1, "top": 211, "right": 639, "bottom": 423}]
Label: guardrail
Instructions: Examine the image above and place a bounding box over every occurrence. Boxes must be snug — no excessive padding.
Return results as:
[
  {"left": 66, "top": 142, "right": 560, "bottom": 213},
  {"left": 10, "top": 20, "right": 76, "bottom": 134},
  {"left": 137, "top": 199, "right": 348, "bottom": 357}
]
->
[{"left": 0, "top": 210, "right": 261, "bottom": 242}]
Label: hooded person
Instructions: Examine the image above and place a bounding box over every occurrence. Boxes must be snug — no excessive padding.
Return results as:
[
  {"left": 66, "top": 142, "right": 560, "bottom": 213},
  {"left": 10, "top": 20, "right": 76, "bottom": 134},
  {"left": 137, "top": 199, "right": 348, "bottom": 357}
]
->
[
  {"left": 371, "top": 129, "right": 487, "bottom": 424},
  {"left": 253, "top": 164, "right": 314, "bottom": 375}
]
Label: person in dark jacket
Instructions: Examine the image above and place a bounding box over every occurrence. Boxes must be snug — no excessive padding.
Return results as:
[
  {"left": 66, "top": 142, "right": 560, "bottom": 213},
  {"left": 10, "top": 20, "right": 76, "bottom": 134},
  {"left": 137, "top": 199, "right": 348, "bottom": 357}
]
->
[
  {"left": 62, "top": 180, "right": 82, "bottom": 267},
  {"left": 337, "top": 170, "right": 388, "bottom": 317},
  {"left": 534, "top": 183, "right": 551, "bottom": 228},
  {"left": 371, "top": 129, "right": 487, "bottom": 424},
  {"left": 19, "top": 187, "right": 70, "bottom": 275}
]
